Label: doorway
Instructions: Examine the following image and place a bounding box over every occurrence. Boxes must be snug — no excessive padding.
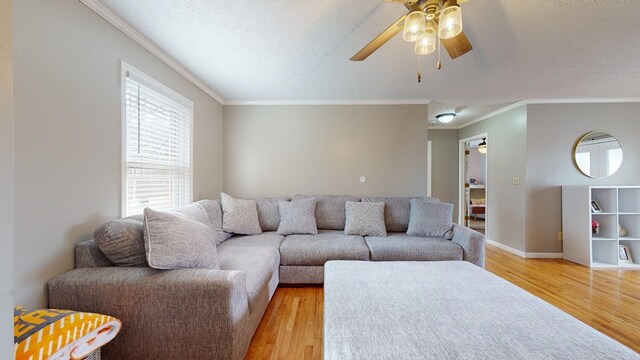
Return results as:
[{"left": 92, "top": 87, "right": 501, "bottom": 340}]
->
[{"left": 459, "top": 134, "right": 488, "bottom": 235}]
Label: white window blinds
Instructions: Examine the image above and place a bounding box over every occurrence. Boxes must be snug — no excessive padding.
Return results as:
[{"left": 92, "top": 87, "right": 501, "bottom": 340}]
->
[{"left": 123, "top": 63, "right": 193, "bottom": 217}]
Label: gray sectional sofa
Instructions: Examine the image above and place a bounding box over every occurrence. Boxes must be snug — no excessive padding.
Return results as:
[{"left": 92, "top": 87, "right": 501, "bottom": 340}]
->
[{"left": 48, "top": 195, "right": 485, "bottom": 360}]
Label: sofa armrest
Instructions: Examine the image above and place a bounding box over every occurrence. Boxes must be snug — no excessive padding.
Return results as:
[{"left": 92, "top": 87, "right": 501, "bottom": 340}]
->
[
  {"left": 450, "top": 224, "right": 485, "bottom": 268},
  {"left": 48, "top": 267, "right": 249, "bottom": 360}
]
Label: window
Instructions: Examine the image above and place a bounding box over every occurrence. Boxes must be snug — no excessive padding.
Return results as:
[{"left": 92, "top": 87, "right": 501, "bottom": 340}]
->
[
  {"left": 607, "top": 148, "right": 622, "bottom": 176},
  {"left": 575, "top": 151, "right": 591, "bottom": 175},
  {"left": 122, "top": 62, "right": 193, "bottom": 217}
]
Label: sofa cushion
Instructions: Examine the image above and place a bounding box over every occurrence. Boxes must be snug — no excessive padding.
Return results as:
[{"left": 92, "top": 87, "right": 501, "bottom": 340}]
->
[
  {"left": 293, "top": 195, "right": 360, "bottom": 230},
  {"left": 143, "top": 208, "right": 219, "bottom": 270},
  {"left": 361, "top": 197, "right": 439, "bottom": 232},
  {"left": 193, "top": 199, "right": 232, "bottom": 245},
  {"left": 344, "top": 201, "right": 387, "bottom": 236},
  {"left": 256, "top": 197, "right": 289, "bottom": 232},
  {"left": 279, "top": 230, "right": 370, "bottom": 266},
  {"left": 93, "top": 214, "right": 146, "bottom": 267},
  {"left": 365, "top": 234, "right": 463, "bottom": 261},
  {"left": 218, "top": 232, "right": 284, "bottom": 248},
  {"left": 407, "top": 200, "right": 454, "bottom": 238},
  {"left": 217, "top": 245, "right": 280, "bottom": 314},
  {"left": 220, "top": 193, "right": 262, "bottom": 235},
  {"left": 277, "top": 198, "right": 318, "bottom": 235}
]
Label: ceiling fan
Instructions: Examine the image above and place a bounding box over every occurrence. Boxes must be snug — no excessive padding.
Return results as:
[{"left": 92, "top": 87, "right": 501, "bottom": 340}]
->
[{"left": 351, "top": 0, "right": 473, "bottom": 65}]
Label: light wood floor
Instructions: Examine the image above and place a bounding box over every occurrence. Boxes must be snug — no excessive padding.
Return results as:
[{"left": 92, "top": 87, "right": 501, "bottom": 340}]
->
[{"left": 245, "top": 245, "right": 640, "bottom": 359}]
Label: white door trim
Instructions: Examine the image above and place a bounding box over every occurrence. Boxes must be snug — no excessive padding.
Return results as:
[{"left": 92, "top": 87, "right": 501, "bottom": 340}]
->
[
  {"left": 427, "top": 140, "right": 432, "bottom": 197},
  {"left": 458, "top": 133, "right": 488, "bottom": 236}
]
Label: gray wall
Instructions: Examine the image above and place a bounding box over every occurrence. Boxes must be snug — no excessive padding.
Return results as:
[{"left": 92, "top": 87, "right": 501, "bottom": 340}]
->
[
  {"left": 525, "top": 103, "right": 640, "bottom": 253},
  {"left": 427, "top": 129, "right": 459, "bottom": 218},
  {"left": 224, "top": 105, "right": 429, "bottom": 198},
  {"left": 0, "top": 0, "right": 14, "bottom": 356},
  {"left": 459, "top": 107, "right": 528, "bottom": 252},
  {"left": 13, "top": 0, "right": 224, "bottom": 308}
]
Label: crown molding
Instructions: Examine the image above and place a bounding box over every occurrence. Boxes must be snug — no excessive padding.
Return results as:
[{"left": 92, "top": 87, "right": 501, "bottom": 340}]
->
[
  {"left": 80, "top": 0, "right": 225, "bottom": 105},
  {"left": 428, "top": 98, "right": 640, "bottom": 130},
  {"left": 224, "top": 99, "right": 432, "bottom": 106}
]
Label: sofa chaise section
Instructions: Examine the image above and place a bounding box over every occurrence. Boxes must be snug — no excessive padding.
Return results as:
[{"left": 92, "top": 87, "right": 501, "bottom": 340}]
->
[{"left": 48, "top": 267, "right": 258, "bottom": 360}]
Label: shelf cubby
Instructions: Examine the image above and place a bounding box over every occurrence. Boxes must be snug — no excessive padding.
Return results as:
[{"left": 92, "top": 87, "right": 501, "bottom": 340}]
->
[
  {"left": 592, "top": 188, "right": 618, "bottom": 213},
  {"left": 618, "top": 188, "right": 640, "bottom": 213},
  {"left": 618, "top": 240, "right": 640, "bottom": 267},
  {"left": 618, "top": 214, "right": 640, "bottom": 240},
  {"left": 592, "top": 240, "right": 619, "bottom": 266},
  {"left": 591, "top": 213, "right": 618, "bottom": 240}
]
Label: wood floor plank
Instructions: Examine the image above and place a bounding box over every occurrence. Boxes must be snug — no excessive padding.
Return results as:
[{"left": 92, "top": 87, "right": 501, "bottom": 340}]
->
[{"left": 245, "top": 245, "right": 640, "bottom": 359}]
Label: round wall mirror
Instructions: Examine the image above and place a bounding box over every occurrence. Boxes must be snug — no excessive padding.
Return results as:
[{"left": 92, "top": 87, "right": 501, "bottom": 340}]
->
[{"left": 574, "top": 131, "right": 623, "bottom": 178}]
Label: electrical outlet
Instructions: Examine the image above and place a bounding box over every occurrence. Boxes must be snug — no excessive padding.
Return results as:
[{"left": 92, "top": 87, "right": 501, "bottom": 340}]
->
[
  {"left": 557, "top": 232, "right": 563, "bottom": 241},
  {"left": 512, "top": 177, "right": 520, "bottom": 185},
  {"left": 359, "top": 176, "right": 366, "bottom": 183}
]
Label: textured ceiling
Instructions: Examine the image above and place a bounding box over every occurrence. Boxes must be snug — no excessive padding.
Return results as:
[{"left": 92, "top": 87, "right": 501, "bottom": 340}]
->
[{"left": 99, "top": 0, "right": 640, "bottom": 126}]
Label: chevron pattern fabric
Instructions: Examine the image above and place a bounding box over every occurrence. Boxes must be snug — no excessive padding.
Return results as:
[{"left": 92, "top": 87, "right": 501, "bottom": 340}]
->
[{"left": 14, "top": 306, "right": 120, "bottom": 360}]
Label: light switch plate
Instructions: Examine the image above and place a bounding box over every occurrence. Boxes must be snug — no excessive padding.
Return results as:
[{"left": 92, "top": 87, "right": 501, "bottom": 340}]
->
[{"left": 512, "top": 177, "right": 520, "bottom": 185}]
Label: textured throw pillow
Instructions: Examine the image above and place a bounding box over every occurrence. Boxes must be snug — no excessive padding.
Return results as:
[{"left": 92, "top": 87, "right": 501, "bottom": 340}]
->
[
  {"left": 344, "top": 201, "right": 387, "bottom": 236},
  {"left": 220, "top": 192, "right": 262, "bottom": 235},
  {"left": 93, "top": 215, "right": 147, "bottom": 267},
  {"left": 407, "top": 200, "right": 454, "bottom": 238},
  {"left": 277, "top": 198, "right": 318, "bottom": 235},
  {"left": 143, "top": 208, "right": 219, "bottom": 269},
  {"left": 193, "top": 199, "right": 232, "bottom": 245}
]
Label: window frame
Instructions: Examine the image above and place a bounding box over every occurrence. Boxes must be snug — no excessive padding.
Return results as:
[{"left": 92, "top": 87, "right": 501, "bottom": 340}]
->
[{"left": 120, "top": 61, "right": 194, "bottom": 217}]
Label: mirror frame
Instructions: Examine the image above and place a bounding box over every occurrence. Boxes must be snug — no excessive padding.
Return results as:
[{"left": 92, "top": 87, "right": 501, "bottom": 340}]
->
[{"left": 573, "top": 131, "right": 623, "bottom": 179}]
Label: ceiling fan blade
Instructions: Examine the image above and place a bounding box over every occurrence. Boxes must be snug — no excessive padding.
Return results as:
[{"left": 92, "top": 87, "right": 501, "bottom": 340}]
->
[
  {"left": 441, "top": 30, "right": 473, "bottom": 59},
  {"left": 350, "top": 14, "right": 407, "bottom": 61}
]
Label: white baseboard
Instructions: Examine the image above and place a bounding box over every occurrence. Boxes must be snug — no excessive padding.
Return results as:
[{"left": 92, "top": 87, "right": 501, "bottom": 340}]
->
[
  {"left": 486, "top": 239, "right": 563, "bottom": 259},
  {"left": 486, "top": 239, "right": 526, "bottom": 258},
  {"left": 525, "top": 253, "right": 563, "bottom": 259}
]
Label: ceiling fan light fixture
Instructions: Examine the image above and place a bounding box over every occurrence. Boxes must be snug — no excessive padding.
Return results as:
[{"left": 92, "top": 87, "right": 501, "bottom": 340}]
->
[
  {"left": 414, "top": 23, "right": 437, "bottom": 55},
  {"left": 435, "top": 112, "right": 456, "bottom": 124},
  {"left": 478, "top": 138, "right": 487, "bottom": 153},
  {"left": 403, "top": 11, "right": 426, "bottom": 42},
  {"left": 438, "top": 3, "right": 463, "bottom": 39}
]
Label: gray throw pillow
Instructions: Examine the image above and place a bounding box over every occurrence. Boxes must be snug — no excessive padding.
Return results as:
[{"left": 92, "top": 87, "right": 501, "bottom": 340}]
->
[
  {"left": 94, "top": 215, "right": 147, "bottom": 267},
  {"left": 344, "top": 201, "right": 387, "bottom": 236},
  {"left": 193, "top": 199, "right": 232, "bottom": 245},
  {"left": 277, "top": 198, "right": 318, "bottom": 235},
  {"left": 407, "top": 199, "right": 454, "bottom": 238},
  {"left": 143, "top": 208, "right": 219, "bottom": 270},
  {"left": 220, "top": 192, "right": 262, "bottom": 235}
]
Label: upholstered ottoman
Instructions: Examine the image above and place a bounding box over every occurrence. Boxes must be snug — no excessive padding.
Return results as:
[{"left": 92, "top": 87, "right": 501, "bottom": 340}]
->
[{"left": 323, "top": 261, "right": 639, "bottom": 360}]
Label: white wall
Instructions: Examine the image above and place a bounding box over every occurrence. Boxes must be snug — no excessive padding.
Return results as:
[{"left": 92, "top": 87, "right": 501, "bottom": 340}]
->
[
  {"left": 525, "top": 103, "right": 640, "bottom": 253},
  {"left": 13, "top": 0, "right": 224, "bottom": 308},
  {"left": 0, "top": 0, "right": 14, "bottom": 356},
  {"left": 224, "top": 105, "right": 429, "bottom": 198},
  {"left": 459, "top": 107, "right": 528, "bottom": 252}
]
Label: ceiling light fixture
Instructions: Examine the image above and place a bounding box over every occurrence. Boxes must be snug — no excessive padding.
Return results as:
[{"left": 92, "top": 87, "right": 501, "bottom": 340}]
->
[
  {"left": 351, "top": 0, "right": 474, "bottom": 83},
  {"left": 477, "top": 138, "right": 487, "bottom": 153},
  {"left": 435, "top": 112, "right": 456, "bottom": 123}
]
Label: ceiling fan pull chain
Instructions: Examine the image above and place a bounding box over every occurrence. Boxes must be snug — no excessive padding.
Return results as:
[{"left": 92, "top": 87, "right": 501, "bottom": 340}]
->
[
  {"left": 437, "top": 36, "right": 442, "bottom": 70},
  {"left": 417, "top": 55, "right": 422, "bottom": 83}
]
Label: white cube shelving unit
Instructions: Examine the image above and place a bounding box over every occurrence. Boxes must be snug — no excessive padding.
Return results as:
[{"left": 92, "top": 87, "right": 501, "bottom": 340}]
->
[{"left": 562, "top": 186, "right": 640, "bottom": 268}]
